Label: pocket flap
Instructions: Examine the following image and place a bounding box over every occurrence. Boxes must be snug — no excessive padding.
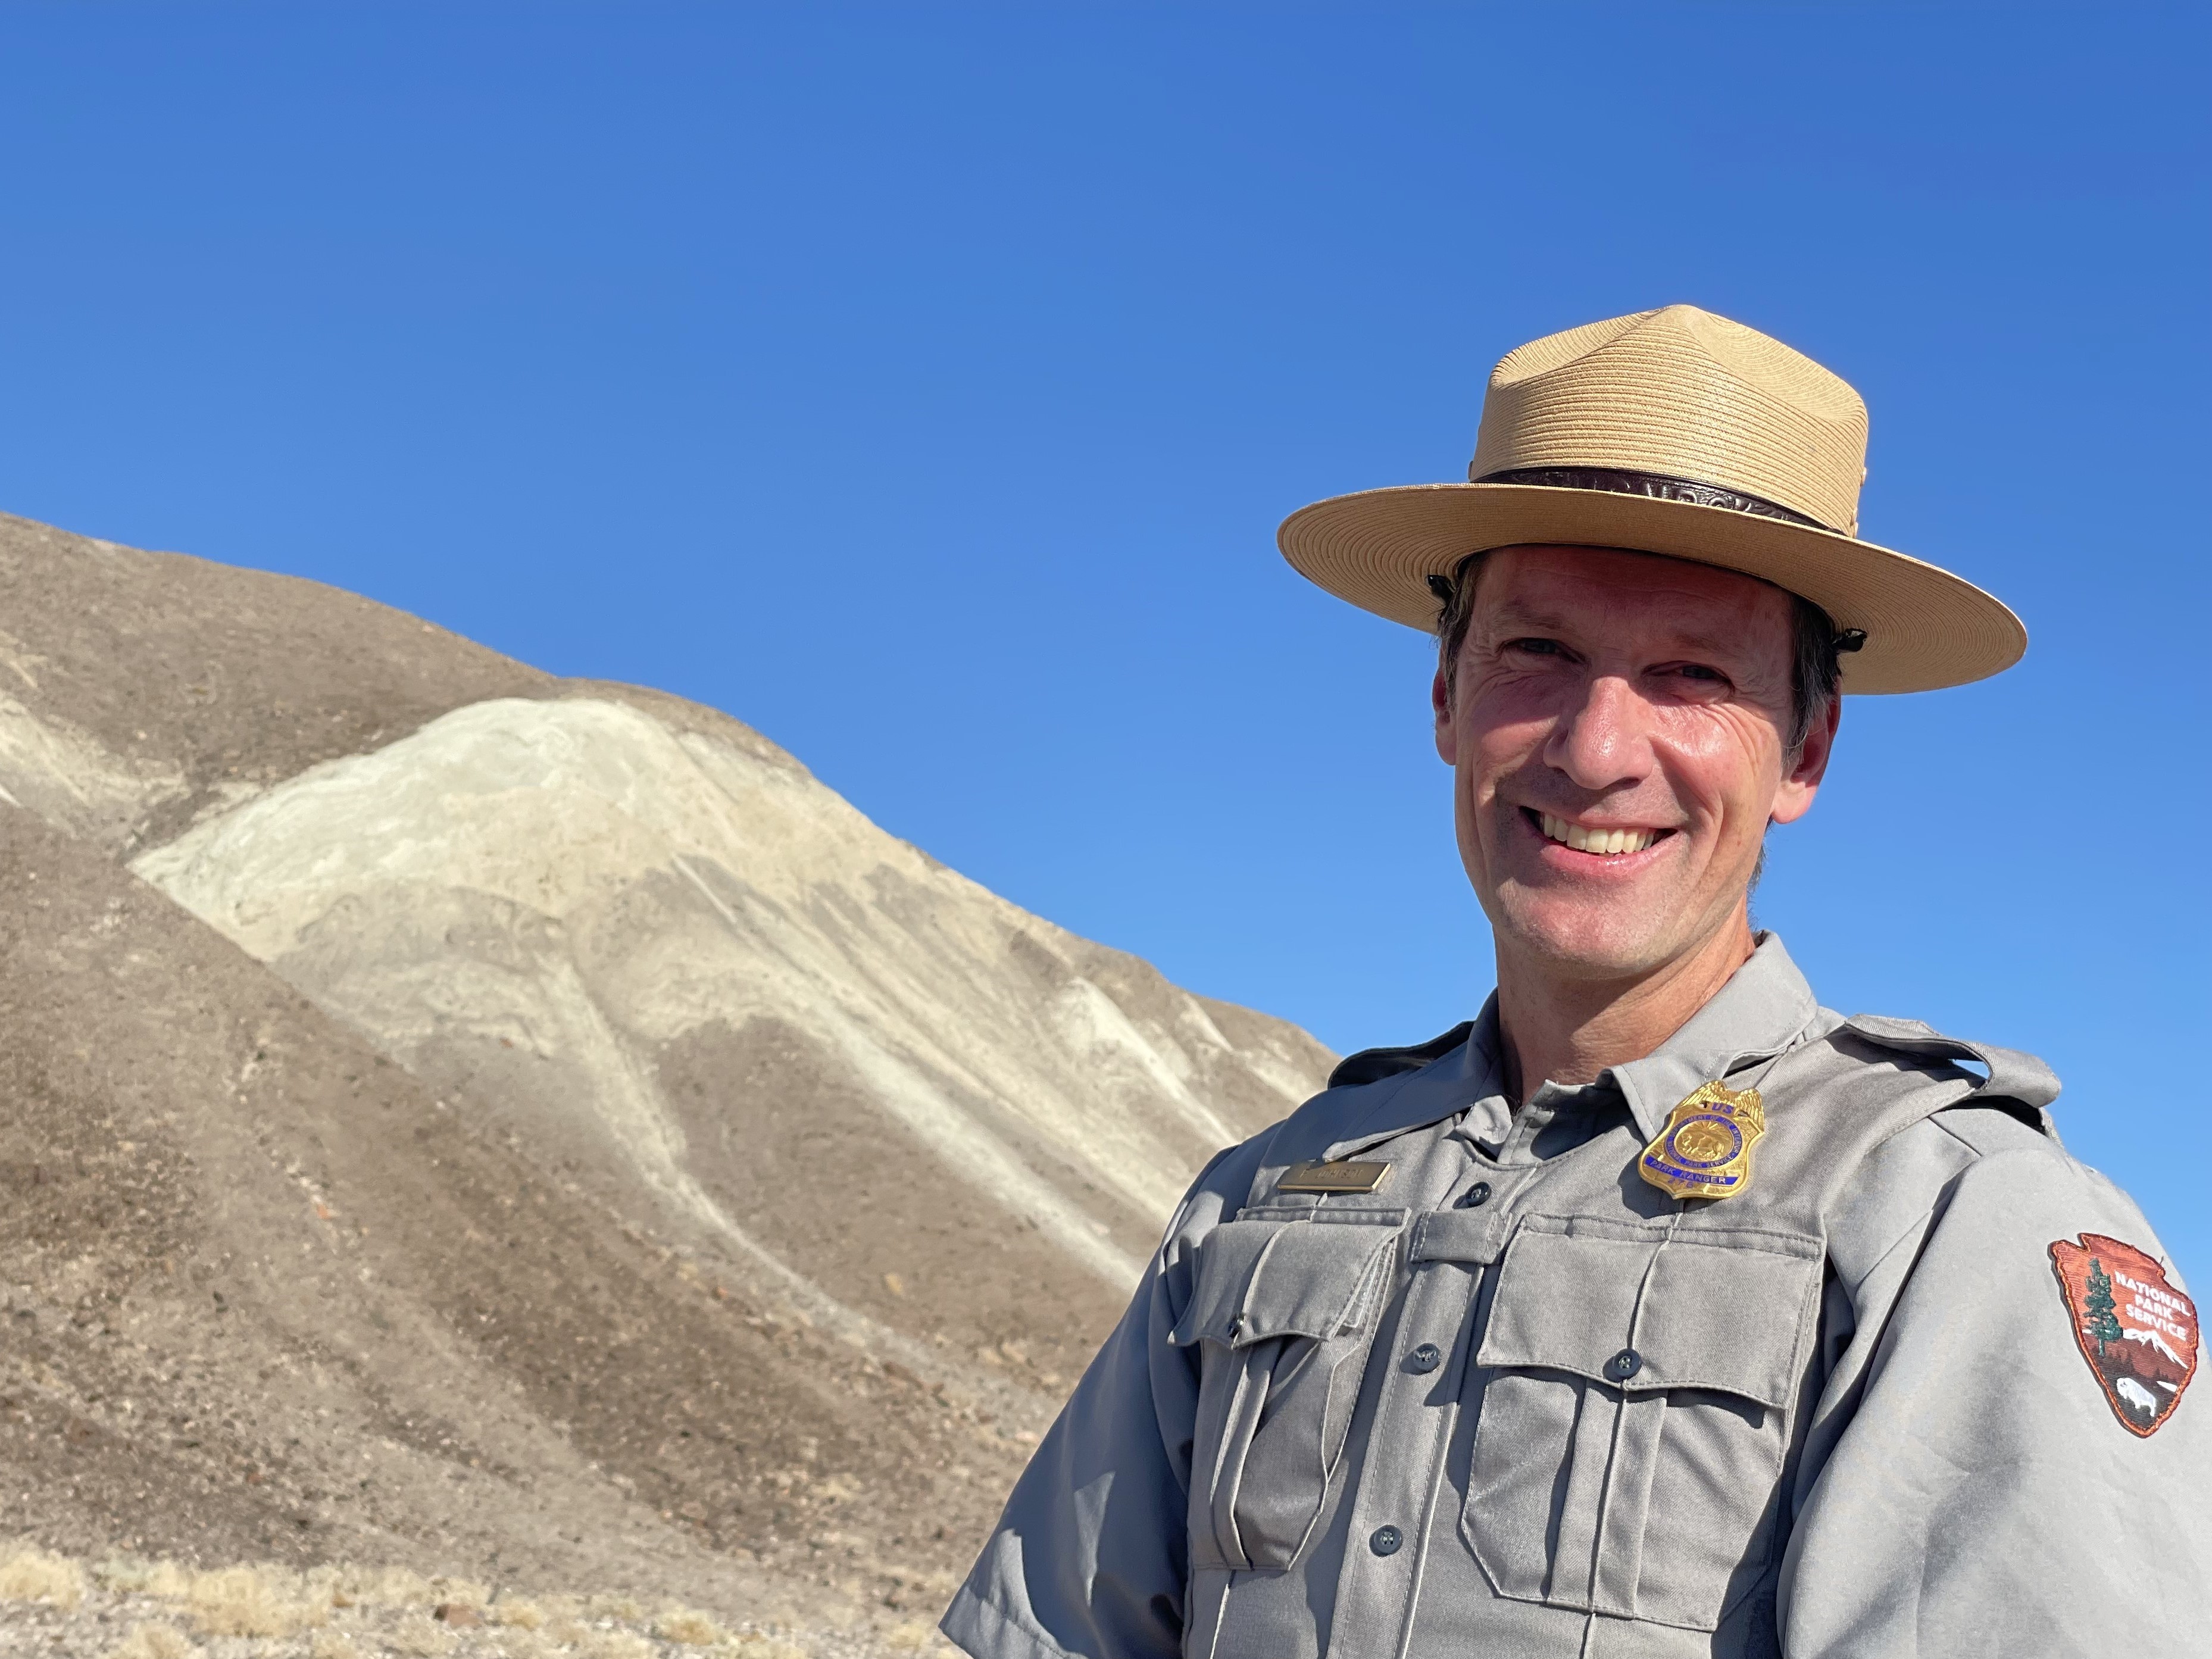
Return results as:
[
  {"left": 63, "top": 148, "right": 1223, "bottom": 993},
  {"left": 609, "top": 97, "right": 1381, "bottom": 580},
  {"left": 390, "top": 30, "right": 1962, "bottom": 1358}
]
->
[
  {"left": 1171, "top": 1219, "right": 1398, "bottom": 1348},
  {"left": 1409, "top": 1205, "right": 1514, "bottom": 1267},
  {"left": 1476, "top": 1217, "right": 1820, "bottom": 1407}
]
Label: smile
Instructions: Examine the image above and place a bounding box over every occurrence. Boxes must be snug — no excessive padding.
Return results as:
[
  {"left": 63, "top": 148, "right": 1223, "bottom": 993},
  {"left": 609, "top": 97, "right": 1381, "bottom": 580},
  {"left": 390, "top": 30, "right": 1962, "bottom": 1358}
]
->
[{"left": 1533, "top": 811, "right": 1670, "bottom": 857}]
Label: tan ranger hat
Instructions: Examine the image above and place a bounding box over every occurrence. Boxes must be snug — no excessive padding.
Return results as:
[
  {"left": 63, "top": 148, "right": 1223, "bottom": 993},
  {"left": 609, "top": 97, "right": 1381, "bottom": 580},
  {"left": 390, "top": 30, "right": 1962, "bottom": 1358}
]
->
[{"left": 1277, "top": 304, "right": 2026, "bottom": 693}]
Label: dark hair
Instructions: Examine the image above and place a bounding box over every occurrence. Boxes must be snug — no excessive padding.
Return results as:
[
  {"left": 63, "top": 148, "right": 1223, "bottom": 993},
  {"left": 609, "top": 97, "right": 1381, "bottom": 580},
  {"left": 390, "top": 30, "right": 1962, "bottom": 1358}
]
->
[{"left": 1432, "top": 549, "right": 1842, "bottom": 757}]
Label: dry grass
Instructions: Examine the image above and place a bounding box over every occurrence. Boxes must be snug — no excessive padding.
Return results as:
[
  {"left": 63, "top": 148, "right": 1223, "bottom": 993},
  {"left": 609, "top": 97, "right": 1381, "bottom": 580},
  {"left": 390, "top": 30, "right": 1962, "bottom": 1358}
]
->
[
  {"left": 747, "top": 1639, "right": 819, "bottom": 1659},
  {"left": 885, "top": 1622, "right": 951, "bottom": 1653},
  {"left": 184, "top": 1562, "right": 332, "bottom": 1637},
  {"left": 492, "top": 1594, "right": 548, "bottom": 1628},
  {"left": 100, "top": 1623, "right": 198, "bottom": 1659},
  {"left": 332, "top": 1563, "right": 437, "bottom": 1608},
  {"left": 388, "top": 1613, "right": 459, "bottom": 1655},
  {"left": 727, "top": 1639, "right": 818, "bottom": 1659},
  {"left": 0, "top": 1544, "right": 89, "bottom": 1610},
  {"left": 657, "top": 1607, "right": 730, "bottom": 1645},
  {"left": 0, "top": 1542, "right": 903, "bottom": 1657}
]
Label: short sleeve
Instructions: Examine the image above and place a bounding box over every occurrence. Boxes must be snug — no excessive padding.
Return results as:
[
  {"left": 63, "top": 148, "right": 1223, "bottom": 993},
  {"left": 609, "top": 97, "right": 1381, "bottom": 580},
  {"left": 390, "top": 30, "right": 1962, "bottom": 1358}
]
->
[{"left": 1780, "top": 1141, "right": 2210, "bottom": 1657}]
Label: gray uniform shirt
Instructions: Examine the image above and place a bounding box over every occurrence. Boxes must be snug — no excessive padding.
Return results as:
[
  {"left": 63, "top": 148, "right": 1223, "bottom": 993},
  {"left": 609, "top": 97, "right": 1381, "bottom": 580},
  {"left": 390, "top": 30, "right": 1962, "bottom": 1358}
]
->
[{"left": 942, "top": 936, "right": 2208, "bottom": 1658}]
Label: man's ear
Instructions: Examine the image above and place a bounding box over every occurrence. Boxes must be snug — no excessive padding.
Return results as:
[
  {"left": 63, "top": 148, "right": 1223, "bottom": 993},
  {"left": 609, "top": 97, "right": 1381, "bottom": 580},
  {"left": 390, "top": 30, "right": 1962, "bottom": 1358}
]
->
[
  {"left": 1770, "top": 695, "right": 1841, "bottom": 826},
  {"left": 1432, "top": 664, "right": 1456, "bottom": 766}
]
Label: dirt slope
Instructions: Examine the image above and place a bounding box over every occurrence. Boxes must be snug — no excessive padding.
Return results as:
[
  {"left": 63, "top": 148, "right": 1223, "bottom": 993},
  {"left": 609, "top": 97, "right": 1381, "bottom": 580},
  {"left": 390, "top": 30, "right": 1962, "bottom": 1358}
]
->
[
  {"left": 0, "top": 511, "right": 1332, "bottom": 1632},
  {"left": 0, "top": 511, "right": 546, "bottom": 855}
]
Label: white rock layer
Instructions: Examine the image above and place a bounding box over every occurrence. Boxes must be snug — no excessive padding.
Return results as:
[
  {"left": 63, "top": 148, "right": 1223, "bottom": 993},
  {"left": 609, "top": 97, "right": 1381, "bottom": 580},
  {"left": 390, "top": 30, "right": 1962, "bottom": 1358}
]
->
[{"left": 133, "top": 695, "right": 1326, "bottom": 1321}]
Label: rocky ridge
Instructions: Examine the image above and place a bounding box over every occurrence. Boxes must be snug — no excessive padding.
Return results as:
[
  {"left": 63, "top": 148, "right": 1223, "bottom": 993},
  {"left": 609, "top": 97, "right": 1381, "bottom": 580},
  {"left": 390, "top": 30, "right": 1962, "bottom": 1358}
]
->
[{"left": 0, "top": 510, "right": 1332, "bottom": 1642}]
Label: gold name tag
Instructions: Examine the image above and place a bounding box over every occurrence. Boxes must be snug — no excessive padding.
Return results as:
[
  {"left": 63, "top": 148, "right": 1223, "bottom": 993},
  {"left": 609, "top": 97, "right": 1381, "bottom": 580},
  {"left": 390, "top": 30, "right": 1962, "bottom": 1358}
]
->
[{"left": 1276, "top": 1160, "right": 1392, "bottom": 1195}]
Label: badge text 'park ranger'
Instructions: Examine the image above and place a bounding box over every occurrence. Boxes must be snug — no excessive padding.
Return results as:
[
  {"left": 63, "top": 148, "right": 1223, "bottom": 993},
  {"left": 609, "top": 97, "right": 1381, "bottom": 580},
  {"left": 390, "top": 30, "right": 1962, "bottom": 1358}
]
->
[{"left": 939, "top": 306, "right": 2207, "bottom": 1658}]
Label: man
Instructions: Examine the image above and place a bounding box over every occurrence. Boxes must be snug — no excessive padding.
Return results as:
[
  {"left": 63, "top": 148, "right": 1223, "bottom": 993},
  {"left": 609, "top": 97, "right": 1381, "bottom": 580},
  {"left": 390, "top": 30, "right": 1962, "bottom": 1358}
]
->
[{"left": 940, "top": 306, "right": 2207, "bottom": 1658}]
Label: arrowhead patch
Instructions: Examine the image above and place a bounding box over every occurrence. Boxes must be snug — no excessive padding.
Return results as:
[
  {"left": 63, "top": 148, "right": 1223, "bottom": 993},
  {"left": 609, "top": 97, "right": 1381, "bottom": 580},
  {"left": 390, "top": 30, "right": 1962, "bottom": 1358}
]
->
[{"left": 2049, "top": 1233, "right": 2198, "bottom": 1437}]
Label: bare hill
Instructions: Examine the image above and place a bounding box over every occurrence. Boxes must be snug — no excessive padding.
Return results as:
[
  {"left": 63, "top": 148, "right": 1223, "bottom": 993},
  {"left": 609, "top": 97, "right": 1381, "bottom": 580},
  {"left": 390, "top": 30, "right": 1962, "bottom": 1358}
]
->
[{"left": 0, "top": 511, "right": 1332, "bottom": 1637}]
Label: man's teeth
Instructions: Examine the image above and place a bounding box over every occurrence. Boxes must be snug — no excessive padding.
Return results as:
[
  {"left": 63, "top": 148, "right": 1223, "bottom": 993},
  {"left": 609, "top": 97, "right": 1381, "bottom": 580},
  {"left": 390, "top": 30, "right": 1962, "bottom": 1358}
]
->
[{"left": 1539, "top": 813, "right": 1658, "bottom": 856}]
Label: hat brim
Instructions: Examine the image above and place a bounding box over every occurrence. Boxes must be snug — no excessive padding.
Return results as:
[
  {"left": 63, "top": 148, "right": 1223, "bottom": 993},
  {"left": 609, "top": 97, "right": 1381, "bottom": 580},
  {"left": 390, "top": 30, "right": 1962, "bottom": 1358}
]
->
[{"left": 1277, "top": 482, "right": 2024, "bottom": 694}]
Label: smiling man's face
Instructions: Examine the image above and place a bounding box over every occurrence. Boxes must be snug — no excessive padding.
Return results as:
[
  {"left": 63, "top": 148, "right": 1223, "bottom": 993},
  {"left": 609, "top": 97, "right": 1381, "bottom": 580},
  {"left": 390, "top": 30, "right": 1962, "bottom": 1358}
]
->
[{"left": 1433, "top": 543, "right": 1837, "bottom": 987}]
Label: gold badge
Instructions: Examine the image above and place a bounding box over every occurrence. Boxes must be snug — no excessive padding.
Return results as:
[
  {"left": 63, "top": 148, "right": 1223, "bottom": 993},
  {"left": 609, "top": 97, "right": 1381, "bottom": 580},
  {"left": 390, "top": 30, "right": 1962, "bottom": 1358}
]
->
[{"left": 1638, "top": 1080, "right": 1766, "bottom": 1202}]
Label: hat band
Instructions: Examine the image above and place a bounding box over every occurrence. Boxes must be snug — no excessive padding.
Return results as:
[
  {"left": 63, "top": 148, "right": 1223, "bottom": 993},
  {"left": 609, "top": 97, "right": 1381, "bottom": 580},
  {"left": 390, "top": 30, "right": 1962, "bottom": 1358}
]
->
[{"left": 1474, "top": 466, "right": 1833, "bottom": 532}]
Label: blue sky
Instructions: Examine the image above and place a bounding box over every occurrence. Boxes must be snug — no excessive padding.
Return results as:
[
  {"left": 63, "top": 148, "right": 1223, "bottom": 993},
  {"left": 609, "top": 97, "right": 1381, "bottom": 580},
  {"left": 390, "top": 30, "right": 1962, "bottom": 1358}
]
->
[{"left": 1, "top": 4, "right": 2204, "bottom": 1276}]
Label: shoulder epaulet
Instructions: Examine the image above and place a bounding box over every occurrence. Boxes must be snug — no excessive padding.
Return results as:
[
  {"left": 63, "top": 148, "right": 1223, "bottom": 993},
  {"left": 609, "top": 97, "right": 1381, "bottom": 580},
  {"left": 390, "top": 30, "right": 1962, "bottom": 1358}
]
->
[
  {"left": 1326, "top": 1021, "right": 1476, "bottom": 1091},
  {"left": 1839, "top": 1013, "right": 2061, "bottom": 1133}
]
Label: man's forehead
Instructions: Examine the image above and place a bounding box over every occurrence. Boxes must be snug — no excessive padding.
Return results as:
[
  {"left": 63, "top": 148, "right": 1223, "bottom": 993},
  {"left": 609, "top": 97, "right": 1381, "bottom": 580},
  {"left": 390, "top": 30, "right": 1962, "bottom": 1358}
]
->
[{"left": 1476, "top": 543, "right": 1792, "bottom": 639}]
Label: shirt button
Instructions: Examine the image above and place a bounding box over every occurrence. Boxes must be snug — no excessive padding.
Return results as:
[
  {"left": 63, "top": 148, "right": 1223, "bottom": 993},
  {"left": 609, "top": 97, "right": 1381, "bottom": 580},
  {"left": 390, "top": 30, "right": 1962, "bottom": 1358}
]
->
[
  {"left": 1408, "top": 1342, "right": 1442, "bottom": 1374},
  {"left": 1458, "top": 1182, "right": 1493, "bottom": 1209},
  {"left": 1369, "top": 1524, "right": 1403, "bottom": 1557},
  {"left": 1606, "top": 1348, "right": 1643, "bottom": 1381}
]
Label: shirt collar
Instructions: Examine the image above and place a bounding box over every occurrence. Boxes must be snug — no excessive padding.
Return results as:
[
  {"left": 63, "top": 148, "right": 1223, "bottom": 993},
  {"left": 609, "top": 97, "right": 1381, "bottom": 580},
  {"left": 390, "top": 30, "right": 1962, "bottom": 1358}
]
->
[
  {"left": 1320, "top": 932, "right": 1819, "bottom": 1158},
  {"left": 1604, "top": 932, "right": 1821, "bottom": 1139},
  {"left": 1321, "top": 1020, "right": 1503, "bottom": 1161}
]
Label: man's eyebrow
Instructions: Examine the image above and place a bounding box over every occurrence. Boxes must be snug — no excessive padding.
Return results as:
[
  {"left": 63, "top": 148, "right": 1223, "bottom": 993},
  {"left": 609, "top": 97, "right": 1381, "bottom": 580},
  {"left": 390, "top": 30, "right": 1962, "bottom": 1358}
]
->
[
  {"left": 1483, "top": 603, "right": 1745, "bottom": 661},
  {"left": 1667, "top": 627, "right": 1740, "bottom": 658},
  {"left": 1484, "top": 602, "right": 1571, "bottom": 633}
]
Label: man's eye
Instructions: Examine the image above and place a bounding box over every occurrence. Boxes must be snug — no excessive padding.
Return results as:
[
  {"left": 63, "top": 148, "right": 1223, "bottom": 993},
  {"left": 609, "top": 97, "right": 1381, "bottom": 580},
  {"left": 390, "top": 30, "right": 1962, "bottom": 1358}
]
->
[
  {"left": 1506, "top": 638, "right": 1566, "bottom": 657},
  {"left": 1674, "top": 664, "right": 1729, "bottom": 685}
]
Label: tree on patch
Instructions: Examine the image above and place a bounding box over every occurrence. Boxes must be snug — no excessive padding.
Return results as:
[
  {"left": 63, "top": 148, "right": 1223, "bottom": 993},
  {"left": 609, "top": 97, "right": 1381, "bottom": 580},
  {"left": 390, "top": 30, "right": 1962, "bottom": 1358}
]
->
[{"left": 2084, "top": 1258, "right": 2124, "bottom": 1356}]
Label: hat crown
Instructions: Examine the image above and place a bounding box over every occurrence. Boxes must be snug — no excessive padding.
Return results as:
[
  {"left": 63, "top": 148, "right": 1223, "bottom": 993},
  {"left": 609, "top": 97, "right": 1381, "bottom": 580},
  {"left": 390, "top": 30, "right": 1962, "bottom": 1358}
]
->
[{"left": 1468, "top": 305, "right": 1870, "bottom": 535}]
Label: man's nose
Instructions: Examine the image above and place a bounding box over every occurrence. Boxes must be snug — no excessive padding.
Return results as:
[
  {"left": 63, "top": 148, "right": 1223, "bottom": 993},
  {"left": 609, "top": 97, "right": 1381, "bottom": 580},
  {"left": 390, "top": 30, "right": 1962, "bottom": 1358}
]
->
[{"left": 1542, "top": 674, "right": 1654, "bottom": 791}]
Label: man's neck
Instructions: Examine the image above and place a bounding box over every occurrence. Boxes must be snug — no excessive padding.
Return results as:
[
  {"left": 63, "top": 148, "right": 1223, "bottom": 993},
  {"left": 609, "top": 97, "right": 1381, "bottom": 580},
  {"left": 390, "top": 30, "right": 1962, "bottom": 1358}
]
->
[{"left": 1493, "top": 915, "right": 1757, "bottom": 1104}]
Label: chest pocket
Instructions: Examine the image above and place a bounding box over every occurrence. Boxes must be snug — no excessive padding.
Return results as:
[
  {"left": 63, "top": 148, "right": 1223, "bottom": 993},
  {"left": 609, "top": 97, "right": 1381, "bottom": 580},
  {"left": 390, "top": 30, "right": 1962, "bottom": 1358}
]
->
[
  {"left": 1170, "top": 1216, "right": 1399, "bottom": 1573},
  {"left": 1462, "top": 1216, "right": 1821, "bottom": 1632}
]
